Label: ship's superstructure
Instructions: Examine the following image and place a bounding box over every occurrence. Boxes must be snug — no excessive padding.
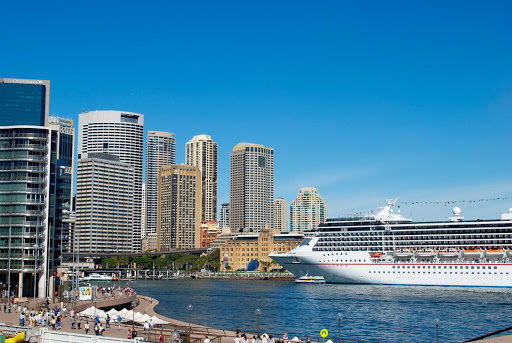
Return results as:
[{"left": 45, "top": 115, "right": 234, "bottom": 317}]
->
[{"left": 270, "top": 199, "right": 512, "bottom": 287}]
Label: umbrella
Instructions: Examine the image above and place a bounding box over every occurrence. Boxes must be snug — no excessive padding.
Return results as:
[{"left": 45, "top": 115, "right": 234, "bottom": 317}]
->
[
  {"left": 106, "top": 308, "right": 119, "bottom": 317},
  {"left": 291, "top": 337, "right": 301, "bottom": 342},
  {"left": 151, "top": 316, "right": 169, "bottom": 325}
]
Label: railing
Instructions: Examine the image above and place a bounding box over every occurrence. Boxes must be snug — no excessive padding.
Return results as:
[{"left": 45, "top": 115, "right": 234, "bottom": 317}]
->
[
  {"left": 0, "top": 144, "right": 46, "bottom": 150},
  {"left": 40, "top": 328, "right": 144, "bottom": 343},
  {"left": 0, "top": 133, "right": 47, "bottom": 139}
]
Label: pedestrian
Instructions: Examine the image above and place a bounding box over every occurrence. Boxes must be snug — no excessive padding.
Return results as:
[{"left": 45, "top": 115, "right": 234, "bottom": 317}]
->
[
  {"left": 252, "top": 336, "right": 256, "bottom": 343},
  {"left": 19, "top": 312, "right": 25, "bottom": 326},
  {"left": 85, "top": 321, "right": 90, "bottom": 334},
  {"left": 283, "top": 333, "right": 289, "bottom": 343},
  {"left": 269, "top": 335, "right": 275, "bottom": 343},
  {"left": 71, "top": 315, "right": 76, "bottom": 329},
  {"left": 159, "top": 333, "right": 165, "bottom": 342},
  {"left": 261, "top": 334, "right": 268, "bottom": 343},
  {"left": 106, "top": 314, "right": 110, "bottom": 328},
  {"left": 235, "top": 335, "right": 241, "bottom": 343},
  {"left": 132, "top": 329, "right": 138, "bottom": 339},
  {"left": 144, "top": 321, "right": 149, "bottom": 336},
  {"left": 51, "top": 315, "right": 56, "bottom": 330},
  {"left": 78, "top": 315, "right": 82, "bottom": 330},
  {"left": 99, "top": 323, "right": 104, "bottom": 336},
  {"left": 95, "top": 315, "right": 99, "bottom": 324},
  {"left": 3, "top": 304, "right": 6, "bottom": 313},
  {"left": 236, "top": 328, "right": 241, "bottom": 336},
  {"left": 94, "top": 323, "right": 99, "bottom": 336},
  {"left": 306, "top": 337, "right": 311, "bottom": 343},
  {"left": 205, "top": 335, "right": 210, "bottom": 343},
  {"left": 127, "top": 328, "right": 132, "bottom": 339},
  {"left": 150, "top": 318, "right": 155, "bottom": 332},
  {"left": 256, "top": 336, "right": 261, "bottom": 343},
  {"left": 117, "top": 315, "right": 122, "bottom": 330}
]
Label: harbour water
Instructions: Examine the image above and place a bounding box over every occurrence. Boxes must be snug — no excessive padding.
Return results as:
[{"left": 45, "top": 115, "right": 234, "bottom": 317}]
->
[{"left": 131, "top": 279, "right": 512, "bottom": 343}]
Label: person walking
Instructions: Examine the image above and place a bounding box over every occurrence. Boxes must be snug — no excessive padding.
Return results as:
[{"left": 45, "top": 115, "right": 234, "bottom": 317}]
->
[
  {"left": 235, "top": 335, "right": 241, "bottom": 343},
  {"left": 127, "top": 328, "right": 132, "bottom": 339},
  {"left": 283, "top": 333, "right": 289, "bottom": 343},
  {"left": 159, "top": 333, "right": 165, "bottom": 342},
  {"left": 99, "top": 323, "right": 104, "bottom": 336},
  {"left": 71, "top": 315, "right": 76, "bottom": 329},
  {"left": 94, "top": 323, "right": 99, "bottom": 336},
  {"left": 51, "top": 315, "right": 56, "bottom": 330},
  {"left": 84, "top": 321, "right": 90, "bottom": 334},
  {"left": 19, "top": 312, "right": 25, "bottom": 326},
  {"left": 117, "top": 315, "right": 122, "bottom": 330},
  {"left": 204, "top": 335, "right": 210, "bottom": 343},
  {"left": 106, "top": 314, "right": 110, "bottom": 328},
  {"left": 77, "top": 315, "right": 82, "bottom": 330}
]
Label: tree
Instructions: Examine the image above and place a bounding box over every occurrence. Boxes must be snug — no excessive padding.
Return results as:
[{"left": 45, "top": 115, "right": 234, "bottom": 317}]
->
[{"left": 225, "top": 265, "right": 232, "bottom": 271}]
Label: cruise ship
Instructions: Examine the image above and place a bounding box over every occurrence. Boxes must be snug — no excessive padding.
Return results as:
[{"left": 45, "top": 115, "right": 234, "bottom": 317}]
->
[{"left": 270, "top": 199, "right": 512, "bottom": 287}]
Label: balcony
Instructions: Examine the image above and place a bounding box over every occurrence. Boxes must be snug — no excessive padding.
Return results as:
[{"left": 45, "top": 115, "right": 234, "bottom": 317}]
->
[
  {"left": 0, "top": 166, "right": 46, "bottom": 173},
  {"left": 0, "top": 144, "right": 46, "bottom": 151}
]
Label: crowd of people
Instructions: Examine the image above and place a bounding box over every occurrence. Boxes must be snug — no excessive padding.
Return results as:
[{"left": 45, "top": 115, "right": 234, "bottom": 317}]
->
[{"left": 234, "top": 328, "right": 311, "bottom": 343}]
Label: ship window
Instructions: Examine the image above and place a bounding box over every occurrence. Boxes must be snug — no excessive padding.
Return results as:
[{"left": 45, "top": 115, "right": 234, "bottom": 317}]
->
[{"left": 495, "top": 266, "right": 497, "bottom": 269}]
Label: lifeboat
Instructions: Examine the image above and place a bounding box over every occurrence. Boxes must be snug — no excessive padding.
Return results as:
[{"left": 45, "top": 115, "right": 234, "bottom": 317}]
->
[
  {"left": 439, "top": 248, "right": 459, "bottom": 258},
  {"left": 369, "top": 252, "right": 382, "bottom": 258},
  {"left": 416, "top": 249, "right": 436, "bottom": 258},
  {"left": 394, "top": 249, "right": 413, "bottom": 258},
  {"left": 485, "top": 248, "right": 506, "bottom": 256},
  {"left": 462, "top": 249, "right": 482, "bottom": 257}
]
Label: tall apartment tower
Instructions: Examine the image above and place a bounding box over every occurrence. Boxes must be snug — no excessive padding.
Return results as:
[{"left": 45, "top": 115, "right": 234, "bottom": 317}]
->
[
  {"left": 0, "top": 79, "right": 73, "bottom": 299},
  {"left": 230, "top": 143, "right": 274, "bottom": 232},
  {"left": 219, "top": 203, "right": 229, "bottom": 230},
  {"left": 157, "top": 165, "right": 202, "bottom": 251},
  {"left": 185, "top": 135, "right": 217, "bottom": 221},
  {"left": 273, "top": 198, "right": 288, "bottom": 232},
  {"left": 145, "top": 131, "right": 175, "bottom": 239},
  {"left": 78, "top": 111, "right": 144, "bottom": 252},
  {"left": 290, "top": 187, "right": 328, "bottom": 233},
  {"left": 75, "top": 153, "right": 134, "bottom": 254}
]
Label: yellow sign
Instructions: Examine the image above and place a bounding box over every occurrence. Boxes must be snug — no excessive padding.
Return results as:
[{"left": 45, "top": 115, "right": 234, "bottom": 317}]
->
[{"left": 320, "top": 329, "right": 328, "bottom": 338}]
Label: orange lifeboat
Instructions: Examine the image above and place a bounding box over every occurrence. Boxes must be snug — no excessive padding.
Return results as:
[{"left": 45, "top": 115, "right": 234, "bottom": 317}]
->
[
  {"left": 463, "top": 249, "right": 482, "bottom": 256},
  {"left": 394, "top": 249, "right": 413, "bottom": 258},
  {"left": 485, "top": 248, "right": 506, "bottom": 256},
  {"left": 416, "top": 249, "right": 436, "bottom": 258},
  {"left": 439, "top": 248, "right": 459, "bottom": 258},
  {"left": 369, "top": 252, "right": 381, "bottom": 258}
]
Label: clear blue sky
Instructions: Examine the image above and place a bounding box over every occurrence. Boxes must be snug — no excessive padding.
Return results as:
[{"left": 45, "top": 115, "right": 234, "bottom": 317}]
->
[{"left": 3, "top": 1, "right": 511, "bottom": 221}]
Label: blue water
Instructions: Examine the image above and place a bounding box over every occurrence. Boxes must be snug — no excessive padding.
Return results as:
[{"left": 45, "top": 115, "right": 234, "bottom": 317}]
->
[{"left": 131, "top": 279, "right": 512, "bottom": 343}]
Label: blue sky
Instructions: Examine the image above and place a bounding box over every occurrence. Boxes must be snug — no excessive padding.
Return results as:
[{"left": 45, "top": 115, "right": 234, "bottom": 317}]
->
[{"left": 2, "top": 1, "right": 511, "bottom": 221}]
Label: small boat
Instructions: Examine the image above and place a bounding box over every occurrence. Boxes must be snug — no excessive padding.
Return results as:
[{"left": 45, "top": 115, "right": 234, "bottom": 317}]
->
[
  {"left": 295, "top": 274, "right": 326, "bottom": 284},
  {"left": 485, "top": 248, "right": 506, "bottom": 256},
  {"left": 439, "top": 248, "right": 459, "bottom": 258},
  {"left": 394, "top": 249, "right": 413, "bottom": 258},
  {"left": 83, "top": 273, "right": 114, "bottom": 282},
  {"left": 416, "top": 249, "right": 436, "bottom": 258},
  {"left": 462, "top": 249, "right": 482, "bottom": 257},
  {"left": 369, "top": 252, "right": 382, "bottom": 258}
]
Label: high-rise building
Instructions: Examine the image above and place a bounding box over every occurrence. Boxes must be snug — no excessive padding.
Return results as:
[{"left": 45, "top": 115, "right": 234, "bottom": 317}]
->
[
  {"left": 141, "top": 183, "right": 147, "bottom": 239},
  {"left": 78, "top": 110, "right": 144, "bottom": 252},
  {"left": 0, "top": 79, "right": 74, "bottom": 299},
  {"left": 290, "top": 187, "right": 328, "bottom": 233},
  {"left": 185, "top": 134, "right": 217, "bottom": 221},
  {"left": 273, "top": 198, "right": 288, "bottom": 232},
  {"left": 230, "top": 143, "right": 274, "bottom": 232},
  {"left": 157, "top": 165, "right": 201, "bottom": 251},
  {"left": 146, "top": 131, "right": 175, "bottom": 238},
  {"left": 0, "top": 78, "right": 49, "bottom": 126},
  {"left": 219, "top": 203, "right": 229, "bottom": 230},
  {"left": 75, "top": 153, "right": 134, "bottom": 254}
]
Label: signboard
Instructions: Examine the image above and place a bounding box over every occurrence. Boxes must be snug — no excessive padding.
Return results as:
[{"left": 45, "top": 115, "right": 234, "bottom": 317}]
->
[{"left": 79, "top": 286, "right": 92, "bottom": 301}]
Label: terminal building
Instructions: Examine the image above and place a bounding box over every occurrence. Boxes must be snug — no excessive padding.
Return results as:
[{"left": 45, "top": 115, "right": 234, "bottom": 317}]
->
[{"left": 219, "top": 228, "right": 303, "bottom": 272}]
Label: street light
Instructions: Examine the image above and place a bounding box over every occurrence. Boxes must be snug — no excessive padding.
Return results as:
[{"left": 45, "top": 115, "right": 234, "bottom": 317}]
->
[
  {"left": 131, "top": 300, "right": 138, "bottom": 332},
  {"left": 33, "top": 244, "right": 38, "bottom": 301},
  {"left": 187, "top": 304, "right": 193, "bottom": 329},
  {"left": 434, "top": 318, "right": 440, "bottom": 343},
  {"left": 255, "top": 308, "right": 261, "bottom": 336},
  {"left": 337, "top": 313, "right": 343, "bottom": 343}
]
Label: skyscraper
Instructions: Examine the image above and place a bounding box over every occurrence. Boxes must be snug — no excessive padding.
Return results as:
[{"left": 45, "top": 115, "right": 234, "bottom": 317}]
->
[
  {"left": 273, "top": 198, "right": 288, "bottom": 232},
  {"left": 0, "top": 79, "right": 74, "bottom": 299},
  {"left": 78, "top": 110, "right": 144, "bottom": 252},
  {"left": 157, "top": 165, "right": 202, "bottom": 251},
  {"left": 290, "top": 187, "right": 328, "bottom": 233},
  {"left": 75, "top": 153, "right": 134, "bottom": 254},
  {"left": 145, "top": 131, "right": 175, "bottom": 238},
  {"left": 185, "top": 134, "right": 217, "bottom": 221},
  {"left": 219, "top": 203, "right": 229, "bottom": 230},
  {"left": 230, "top": 142, "right": 273, "bottom": 232}
]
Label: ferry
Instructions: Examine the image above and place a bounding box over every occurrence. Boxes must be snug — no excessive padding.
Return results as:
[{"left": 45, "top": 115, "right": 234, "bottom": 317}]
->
[
  {"left": 295, "top": 274, "right": 326, "bottom": 284},
  {"left": 83, "top": 273, "right": 118, "bottom": 282},
  {"left": 270, "top": 199, "right": 512, "bottom": 287}
]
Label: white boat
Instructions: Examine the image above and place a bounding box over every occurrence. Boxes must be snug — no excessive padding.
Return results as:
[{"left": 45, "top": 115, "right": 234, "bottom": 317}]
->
[
  {"left": 270, "top": 201, "right": 512, "bottom": 287},
  {"left": 83, "top": 273, "right": 115, "bottom": 282},
  {"left": 295, "top": 274, "right": 326, "bottom": 284}
]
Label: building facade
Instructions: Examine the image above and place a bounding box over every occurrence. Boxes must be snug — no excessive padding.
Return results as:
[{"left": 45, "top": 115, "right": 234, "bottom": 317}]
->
[
  {"left": 157, "top": 165, "right": 201, "bottom": 251},
  {"left": 185, "top": 134, "right": 217, "bottom": 222},
  {"left": 141, "top": 183, "right": 146, "bottom": 239},
  {"left": 290, "top": 187, "right": 328, "bottom": 233},
  {"left": 273, "top": 198, "right": 288, "bottom": 232},
  {"left": 75, "top": 153, "right": 134, "bottom": 254},
  {"left": 229, "top": 143, "right": 273, "bottom": 233},
  {"left": 219, "top": 229, "right": 303, "bottom": 271},
  {"left": 0, "top": 79, "right": 74, "bottom": 299},
  {"left": 78, "top": 110, "right": 144, "bottom": 252},
  {"left": 219, "top": 203, "right": 229, "bottom": 231},
  {"left": 200, "top": 221, "right": 220, "bottom": 249},
  {"left": 146, "top": 131, "right": 175, "bottom": 239}
]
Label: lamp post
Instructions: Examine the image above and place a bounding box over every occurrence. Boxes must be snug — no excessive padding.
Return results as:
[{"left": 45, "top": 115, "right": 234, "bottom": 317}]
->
[
  {"left": 255, "top": 308, "right": 261, "bottom": 336},
  {"left": 187, "top": 304, "right": 193, "bottom": 329},
  {"left": 434, "top": 318, "right": 440, "bottom": 343},
  {"left": 33, "top": 244, "right": 38, "bottom": 301},
  {"left": 131, "top": 300, "right": 137, "bottom": 332},
  {"left": 337, "top": 313, "right": 343, "bottom": 343}
]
